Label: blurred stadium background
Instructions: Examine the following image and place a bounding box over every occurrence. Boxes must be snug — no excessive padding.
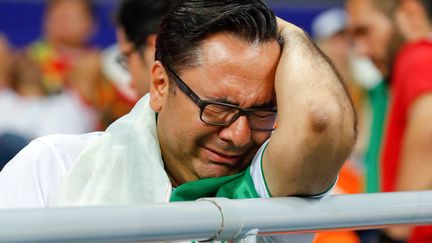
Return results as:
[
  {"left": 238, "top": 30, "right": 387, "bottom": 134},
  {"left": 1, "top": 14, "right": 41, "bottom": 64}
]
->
[{"left": 0, "top": 0, "right": 345, "bottom": 48}]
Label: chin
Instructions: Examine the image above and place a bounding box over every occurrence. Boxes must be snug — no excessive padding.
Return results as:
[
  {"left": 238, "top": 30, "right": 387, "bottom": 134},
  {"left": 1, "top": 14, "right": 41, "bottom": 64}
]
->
[{"left": 196, "top": 163, "right": 243, "bottom": 180}]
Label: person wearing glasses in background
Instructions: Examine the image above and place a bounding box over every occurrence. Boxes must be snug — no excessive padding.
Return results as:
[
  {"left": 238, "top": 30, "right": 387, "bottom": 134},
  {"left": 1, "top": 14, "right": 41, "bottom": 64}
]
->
[
  {"left": 72, "top": 0, "right": 176, "bottom": 129},
  {"left": 0, "top": 0, "right": 356, "bottom": 241}
]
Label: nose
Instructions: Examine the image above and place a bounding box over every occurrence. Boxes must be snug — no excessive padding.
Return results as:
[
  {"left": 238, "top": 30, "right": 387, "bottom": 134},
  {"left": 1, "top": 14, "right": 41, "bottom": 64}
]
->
[
  {"left": 218, "top": 116, "right": 252, "bottom": 148},
  {"left": 354, "top": 38, "right": 371, "bottom": 58}
]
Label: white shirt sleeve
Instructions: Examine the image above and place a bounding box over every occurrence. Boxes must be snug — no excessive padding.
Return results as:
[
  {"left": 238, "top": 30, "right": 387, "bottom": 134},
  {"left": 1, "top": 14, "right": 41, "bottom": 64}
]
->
[
  {"left": 250, "top": 140, "right": 327, "bottom": 243},
  {"left": 0, "top": 133, "right": 100, "bottom": 209},
  {"left": 0, "top": 139, "right": 57, "bottom": 208},
  {"left": 250, "top": 140, "right": 271, "bottom": 198},
  {"left": 250, "top": 140, "right": 336, "bottom": 199}
]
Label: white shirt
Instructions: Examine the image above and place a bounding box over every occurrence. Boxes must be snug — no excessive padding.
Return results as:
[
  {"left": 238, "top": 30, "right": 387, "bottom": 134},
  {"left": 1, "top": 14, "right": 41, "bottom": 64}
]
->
[
  {"left": 0, "top": 133, "right": 316, "bottom": 243},
  {"left": 0, "top": 94, "right": 321, "bottom": 242},
  {"left": 0, "top": 133, "right": 102, "bottom": 207},
  {"left": 0, "top": 133, "right": 271, "bottom": 208},
  {"left": 0, "top": 89, "right": 98, "bottom": 139}
]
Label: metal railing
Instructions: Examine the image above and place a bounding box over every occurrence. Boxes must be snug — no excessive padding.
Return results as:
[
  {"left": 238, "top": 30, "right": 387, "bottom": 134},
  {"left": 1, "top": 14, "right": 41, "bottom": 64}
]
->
[{"left": 0, "top": 191, "right": 431, "bottom": 242}]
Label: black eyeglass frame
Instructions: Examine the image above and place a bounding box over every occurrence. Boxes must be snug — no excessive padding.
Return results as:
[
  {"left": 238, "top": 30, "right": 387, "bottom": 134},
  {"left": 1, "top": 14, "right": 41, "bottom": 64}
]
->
[
  {"left": 116, "top": 44, "right": 146, "bottom": 72},
  {"left": 165, "top": 66, "right": 277, "bottom": 131}
]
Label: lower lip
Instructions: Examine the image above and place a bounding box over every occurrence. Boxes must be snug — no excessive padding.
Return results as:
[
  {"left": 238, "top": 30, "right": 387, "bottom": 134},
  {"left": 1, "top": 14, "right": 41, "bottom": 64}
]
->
[{"left": 201, "top": 147, "right": 241, "bottom": 165}]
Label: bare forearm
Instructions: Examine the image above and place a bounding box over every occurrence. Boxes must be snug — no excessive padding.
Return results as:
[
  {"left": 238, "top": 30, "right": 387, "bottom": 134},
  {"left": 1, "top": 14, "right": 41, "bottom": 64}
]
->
[{"left": 397, "top": 93, "right": 432, "bottom": 191}]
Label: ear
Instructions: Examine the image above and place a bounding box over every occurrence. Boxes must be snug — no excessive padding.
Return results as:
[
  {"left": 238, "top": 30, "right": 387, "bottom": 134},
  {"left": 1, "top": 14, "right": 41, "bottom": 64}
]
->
[{"left": 150, "top": 61, "right": 170, "bottom": 112}]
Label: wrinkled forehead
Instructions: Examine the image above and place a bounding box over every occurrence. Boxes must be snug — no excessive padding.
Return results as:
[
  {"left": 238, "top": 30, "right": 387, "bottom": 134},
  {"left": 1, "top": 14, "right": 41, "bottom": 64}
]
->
[
  {"left": 178, "top": 33, "right": 279, "bottom": 107},
  {"left": 176, "top": 32, "right": 281, "bottom": 73}
]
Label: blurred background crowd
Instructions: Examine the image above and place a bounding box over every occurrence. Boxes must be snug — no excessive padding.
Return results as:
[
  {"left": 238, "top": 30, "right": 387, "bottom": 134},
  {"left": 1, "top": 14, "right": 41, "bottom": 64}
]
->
[
  {"left": 0, "top": 0, "right": 350, "bottom": 169},
  {"left": 0, "top": 0, "right": 431, "bottom": 242}
]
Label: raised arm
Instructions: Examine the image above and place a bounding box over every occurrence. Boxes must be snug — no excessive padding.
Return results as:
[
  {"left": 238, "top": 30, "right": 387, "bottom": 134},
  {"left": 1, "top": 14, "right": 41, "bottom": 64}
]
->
[{"left": 262, "top": 18, "right": 357, "bottom": 197}]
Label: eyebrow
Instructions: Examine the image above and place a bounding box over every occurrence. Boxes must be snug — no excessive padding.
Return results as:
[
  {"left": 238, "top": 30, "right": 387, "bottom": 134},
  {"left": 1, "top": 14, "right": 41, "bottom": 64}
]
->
[
  {"left": 250, "top": 102, "right": 276, "bottom": 109},
  {"left": 209, "top": 97, "right": 240, "bottom": 106},
  {"left": 167, "top": 65, "right": 276, "bottom": 110},
  {"left": 207, "top": 96, "right": 276, "bottom": 110}
]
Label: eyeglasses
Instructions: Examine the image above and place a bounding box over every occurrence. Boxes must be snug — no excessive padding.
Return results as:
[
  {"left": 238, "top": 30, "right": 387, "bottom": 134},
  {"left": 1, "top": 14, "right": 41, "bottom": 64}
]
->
[
  {"left": 116, "top": 45, "right": 145, "bottom": 72},
  {"left": 116, "top": 53, "right": 129, "bottom": 71},
  {"left": 165, "top": 66, "right": 277, "bottom": 131}
]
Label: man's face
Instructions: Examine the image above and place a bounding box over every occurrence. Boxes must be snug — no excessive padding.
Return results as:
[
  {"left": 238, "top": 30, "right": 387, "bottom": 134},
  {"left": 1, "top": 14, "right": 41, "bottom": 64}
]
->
[
  {"left": 318, "top": 32, "right": 352, "bottom": 76},
  {"left": 347, "top": 0, "right": 396, "bottom": 76},
  {"left": 117, "top": 29, "right": 156, "bottom": 98},
  {"left": 150, "top": 33, "right": 281, "bottom": 186},
  {"left": 128, "top": 44, "right": 154, "bottom": 97},
  {"left": 45, "top": 0, "right": 94, "bottom": 47},
  {"left": 394, "top": 0, "right": 431, "bottom": 42}
]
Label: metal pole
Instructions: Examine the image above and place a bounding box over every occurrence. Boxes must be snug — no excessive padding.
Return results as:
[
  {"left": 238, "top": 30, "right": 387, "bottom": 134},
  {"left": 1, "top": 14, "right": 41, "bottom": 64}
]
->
[
  {"left": 0, "top": 200, "right": 222, "bottom": 242},
  {"left": 207, "top": 191, "right": 432, "bottom": 240},
  {"left": 0, "top": 191, "right": 431, "bottom": 242}
]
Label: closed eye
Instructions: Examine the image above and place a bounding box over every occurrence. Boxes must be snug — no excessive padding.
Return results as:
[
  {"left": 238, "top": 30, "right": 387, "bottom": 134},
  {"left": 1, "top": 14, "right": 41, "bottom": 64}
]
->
[{"left": 251, "top": 111, "right": 276, "bottom": 119}]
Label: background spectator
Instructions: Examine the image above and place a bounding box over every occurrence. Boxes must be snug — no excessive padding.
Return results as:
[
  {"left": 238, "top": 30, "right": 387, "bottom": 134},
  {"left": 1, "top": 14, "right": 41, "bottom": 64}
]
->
[
  {"left": 26, "top": 0, "right": 99, "bottom": 95},
  {"left": 62, "top": 0, "right": 178, "bottom": 130},
  {"left": 0, "top": 0, "right": 102, "bottom": 168},
  {"left": 348, "top": 0, "right": 432, "bottom": 241},
  {"left": 311, "top": 8, "right": 363, "bottom": 243},
  {"left": 346, "top": 0, "right": 395, "bottom": 196},
  {"left": 382, "top": 0, "right": 432, "bottom": 242},
  {"left": 0, "top": 34, "right": 12, "bottom": 91}
]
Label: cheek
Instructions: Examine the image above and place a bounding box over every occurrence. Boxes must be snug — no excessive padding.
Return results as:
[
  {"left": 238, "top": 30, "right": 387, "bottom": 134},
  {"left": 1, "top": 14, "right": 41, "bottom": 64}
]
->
[
  {"left": 162, "top": 95, "right": 206, "bottom": 138},
  {"left": 333, "top": 38, "right": 350, "bottom": 55},
  {"left": 161, "top": 105, "right": 217, "bottom": 163},
  {"left": 137, "top": 71, "right": 151, "bottom": 95},
  {"left": 143, "top": 47, "right": 155, "bottom": 68},
  {"left": 131, "top": 59, "right": 150, "bottom": 85},
  {"left": 251, "top": 131, "right": 271, "bottom": 146},
  {"left": 374, "top": 20, "right": 394, "bottom": 51}
]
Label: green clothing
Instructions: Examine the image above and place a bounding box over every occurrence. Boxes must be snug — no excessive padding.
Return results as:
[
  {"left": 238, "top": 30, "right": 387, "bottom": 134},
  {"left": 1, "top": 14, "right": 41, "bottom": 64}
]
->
[
  {"left": 364, "top": 81, "right": 388, "bottom": 193},
  {"left": 171, "top": 167, "right": 259, "bottom": 202}
]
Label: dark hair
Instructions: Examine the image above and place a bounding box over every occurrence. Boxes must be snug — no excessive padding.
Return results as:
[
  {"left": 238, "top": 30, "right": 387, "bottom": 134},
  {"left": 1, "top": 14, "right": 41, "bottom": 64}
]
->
[
  {"left": 420, "top": 0, "right": 432, "bottom": 22},
  {"left": 155, "top": 0, "right": 279, "bottom": 72},
  {"left": 116, "top": 0, "right": 177, "bottom": 50}
]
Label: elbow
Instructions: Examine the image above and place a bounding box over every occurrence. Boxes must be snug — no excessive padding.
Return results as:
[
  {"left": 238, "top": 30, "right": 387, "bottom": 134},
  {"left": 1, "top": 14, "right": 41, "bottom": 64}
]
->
[
  {"left": 309, "top": 94, "right": 357, "bottom": 137},
  {"left": 308, "top": 108, "right": 330, "bottom": 134},
  {"left": 309, "top": 100, "right": 357, "bottom": 157},
  {"left": 307, "top": 100, "right": 340, "bottom": 135}
]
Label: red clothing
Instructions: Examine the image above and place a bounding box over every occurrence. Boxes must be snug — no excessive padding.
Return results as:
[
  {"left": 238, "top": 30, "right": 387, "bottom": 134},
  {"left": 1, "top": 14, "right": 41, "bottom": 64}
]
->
[
  {"left": 381, "top": 39, "right": 432, "bottom": 242},
  {"left": 382, "top": 39, "right": 432, "bottom": 192},
  {"left": 409, "top": 226, "right": 432, "bottom": 243}
]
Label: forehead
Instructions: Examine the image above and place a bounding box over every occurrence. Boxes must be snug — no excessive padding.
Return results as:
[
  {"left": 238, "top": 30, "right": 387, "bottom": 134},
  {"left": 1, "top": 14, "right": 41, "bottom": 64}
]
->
[
  {"left": 347, "top": 0, "right": 392, "bottom": 33},
  {"left": 200, "top": 33, "right": 278, "bottom": 68},
  {"left": 181, "top": 33, "right": 280, "bottom": 106},
  {"left": 348, "top": 0, "right": 377, "bottom": 24},
  {"left": 47, "top": 0, "right": 90, "bottom": 15}
]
